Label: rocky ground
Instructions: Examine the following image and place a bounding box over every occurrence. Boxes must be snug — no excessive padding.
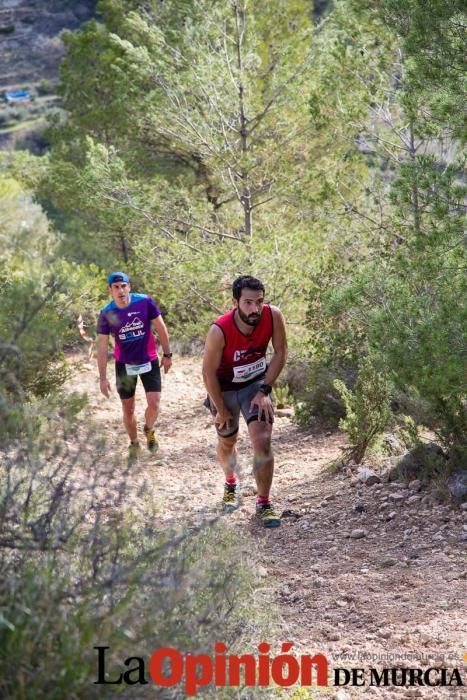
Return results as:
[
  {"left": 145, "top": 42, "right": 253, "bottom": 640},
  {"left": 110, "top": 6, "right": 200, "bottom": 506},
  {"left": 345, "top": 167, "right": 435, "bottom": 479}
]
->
[{"left": 75, "top": 353, "right": 466, "bottom": 699}]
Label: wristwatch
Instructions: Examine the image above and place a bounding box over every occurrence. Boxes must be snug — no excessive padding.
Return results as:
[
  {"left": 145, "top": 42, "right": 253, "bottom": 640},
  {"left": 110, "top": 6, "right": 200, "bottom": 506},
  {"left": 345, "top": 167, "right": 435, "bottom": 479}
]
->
[
  {"left": 163, "top": 352, "right": 173, "bottom": 358},
  {"left": 258, "top": 383, "right": 273, "bottom": 396}
]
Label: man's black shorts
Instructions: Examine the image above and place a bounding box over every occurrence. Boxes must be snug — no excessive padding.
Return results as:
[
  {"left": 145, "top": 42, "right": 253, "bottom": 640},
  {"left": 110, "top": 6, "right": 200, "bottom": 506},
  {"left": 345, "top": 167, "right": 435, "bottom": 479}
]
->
[{"left": 115, "top": 360, "right": 161, "bottom": 399}]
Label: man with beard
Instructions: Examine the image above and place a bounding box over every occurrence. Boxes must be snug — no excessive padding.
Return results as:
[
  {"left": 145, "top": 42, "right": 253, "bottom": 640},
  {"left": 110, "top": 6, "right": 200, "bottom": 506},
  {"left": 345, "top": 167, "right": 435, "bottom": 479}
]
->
[{"left": 202, "top": 276, "right": 288, "bottom": 527}]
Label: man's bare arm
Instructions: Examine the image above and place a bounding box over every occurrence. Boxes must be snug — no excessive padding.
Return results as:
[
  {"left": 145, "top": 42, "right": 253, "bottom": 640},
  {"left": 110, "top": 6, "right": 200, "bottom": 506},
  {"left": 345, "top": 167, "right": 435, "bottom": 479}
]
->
[
  {"left": 151, "top": 315, "right": 172, "bottom": 374},
  {"left": 202, "top": 325, "right": 232, "bottom": 430},
  {"left": 264, "top": 305, "right": 288, "bottom": 385},
  {"left": 97, "top": 333, "right": 111, "bottom": 397},
  {"left": 249, "top": 306, "right": 288, "bottom": 421}
]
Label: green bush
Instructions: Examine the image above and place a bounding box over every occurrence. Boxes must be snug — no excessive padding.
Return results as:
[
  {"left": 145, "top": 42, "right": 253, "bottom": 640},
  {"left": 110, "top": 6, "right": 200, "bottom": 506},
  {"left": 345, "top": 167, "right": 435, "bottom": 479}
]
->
[
  {"left": 334, "top": 353, "right": 393, "bottom": 463},
  {"left": 447, "top": 444, "right": 467, "bottom": 472},
  {"left": 0, "top": 179, "right": 101, "bottom": 441},
  {"left": 303, "top": 155, "right": 466, "bottom": 457},
  {"left": 396, "top": 442, "right": 448, "bottom": 482},
  {"left": 0, "top": 106, "right": 27, "bottom": 125},
  {"left": 7, "top": 105, "right": 28, "bottom": 122},
  {"left": 37, "top": 79, "right": 55, "bottom": 96},
  {"left": 0, "top": 428, "right": 274, "bottom": 700},
  {"left": 293, "top": 362, "right": 355, "bottom": 431},
  {"left": 0, "top": 171, "right": 278, "bottom": 699}
]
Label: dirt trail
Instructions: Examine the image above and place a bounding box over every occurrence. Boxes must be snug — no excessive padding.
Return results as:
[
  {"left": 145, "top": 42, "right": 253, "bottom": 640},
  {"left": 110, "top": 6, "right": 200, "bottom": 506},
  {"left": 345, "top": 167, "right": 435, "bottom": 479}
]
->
[{"left": 75, "top": 354, "right": 466, "bottom": 699}]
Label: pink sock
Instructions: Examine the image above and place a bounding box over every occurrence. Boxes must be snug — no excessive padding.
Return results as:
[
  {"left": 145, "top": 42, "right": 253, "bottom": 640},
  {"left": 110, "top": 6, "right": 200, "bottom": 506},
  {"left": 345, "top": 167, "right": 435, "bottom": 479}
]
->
[
  {"left": 256, "top": 495, "right": 270, "bottom": 506},
  {"left": 225, "top": 475, "right": 238, "bottom": 486}
]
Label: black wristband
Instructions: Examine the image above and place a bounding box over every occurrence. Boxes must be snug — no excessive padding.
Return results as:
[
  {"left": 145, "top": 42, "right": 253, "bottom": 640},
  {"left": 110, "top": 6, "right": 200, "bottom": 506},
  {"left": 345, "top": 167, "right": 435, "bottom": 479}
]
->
[
  {"left": 163, "top": 352, "right": 173, "bottom": 358},
  {"left": 258, "top": 383, "right": 272, "bottom": 396}
]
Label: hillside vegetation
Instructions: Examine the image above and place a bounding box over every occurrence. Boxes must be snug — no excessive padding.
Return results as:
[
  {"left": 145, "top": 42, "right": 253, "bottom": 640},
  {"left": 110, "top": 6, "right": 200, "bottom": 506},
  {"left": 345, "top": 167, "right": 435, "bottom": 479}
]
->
[
  {"left": 0, "top": 0, "right": 96, "bottom": 150},
  {"left": 0, "top": 1, "right": 465, "bottom": 697}
]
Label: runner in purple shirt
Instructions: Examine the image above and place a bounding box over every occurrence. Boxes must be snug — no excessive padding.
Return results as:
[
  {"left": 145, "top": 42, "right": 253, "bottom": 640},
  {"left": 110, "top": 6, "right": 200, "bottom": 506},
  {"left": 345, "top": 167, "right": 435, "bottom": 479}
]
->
[{"left": 97, "top": 272, "right": 172, "bottom": 462}]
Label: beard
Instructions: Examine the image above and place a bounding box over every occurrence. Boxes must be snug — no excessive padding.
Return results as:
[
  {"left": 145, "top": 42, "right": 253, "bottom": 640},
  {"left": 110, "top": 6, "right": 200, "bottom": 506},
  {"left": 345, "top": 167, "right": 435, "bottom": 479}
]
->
[{"left": 237, "top": 307, "right": 261, "bottom": 326}]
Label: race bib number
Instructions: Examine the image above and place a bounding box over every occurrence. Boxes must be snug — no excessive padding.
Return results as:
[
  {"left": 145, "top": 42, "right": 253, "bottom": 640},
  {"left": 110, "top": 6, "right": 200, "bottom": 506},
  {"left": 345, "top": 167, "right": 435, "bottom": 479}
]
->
[
  {"left": 125, "top": 361, "right": 152, "bottom": 376},
  {"left": 232, "top": 357, "right": 267, "bottom": 383}
]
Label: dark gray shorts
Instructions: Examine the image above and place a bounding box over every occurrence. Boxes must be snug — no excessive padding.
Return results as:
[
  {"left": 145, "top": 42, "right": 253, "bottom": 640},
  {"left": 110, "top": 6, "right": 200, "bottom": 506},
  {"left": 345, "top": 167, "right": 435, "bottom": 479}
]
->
[{"left": 204, "top": 380, "right": 273, "bottom": 438}]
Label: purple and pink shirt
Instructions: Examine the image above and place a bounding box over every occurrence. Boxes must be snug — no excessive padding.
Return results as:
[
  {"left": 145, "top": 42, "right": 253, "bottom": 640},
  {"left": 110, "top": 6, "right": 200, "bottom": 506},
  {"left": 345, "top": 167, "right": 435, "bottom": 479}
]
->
[{"left": 97, "top": 293, "right": 161, "bottom": 365}]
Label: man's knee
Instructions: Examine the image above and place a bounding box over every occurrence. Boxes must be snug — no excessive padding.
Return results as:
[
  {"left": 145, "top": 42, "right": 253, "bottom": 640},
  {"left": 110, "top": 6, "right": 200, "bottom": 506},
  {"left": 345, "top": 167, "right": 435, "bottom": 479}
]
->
[
  {"left": 121, "top": 398, "right": 135, "bottom": 416},
  {"left": 218, "top": 433, "right": 238, "bottom": 450},
  {"left": 253, "top": 447, "right": 273, "bottom": 468},
  {"left": 249, "top": 423, "right": 272, "bottom": 452},
  {"left": 251, "top": 429, "right": 273, "bottom": 466},
  {"left": 146, "top": 391, "right": 161, "bottom": 411}
]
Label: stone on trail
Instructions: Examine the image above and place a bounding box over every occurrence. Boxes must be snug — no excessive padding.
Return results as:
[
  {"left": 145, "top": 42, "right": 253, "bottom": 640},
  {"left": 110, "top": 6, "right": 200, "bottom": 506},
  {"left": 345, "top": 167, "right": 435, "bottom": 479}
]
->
[
  {"left": 404, "top": 690, "right": 423, "bottom": 698},
  {"left": 357, "top": 467, "right": 381, "bottom": 486},
  {"left": 380, "top": 558, "right": 398, "bottom": 568},
  {"left": 275, "top": 408, "right": 293, "bottom": 418},
  {"left": 281, "top": 509, "right": 302, "bottom": 519},
  {"left": 408, "top": 479, "right": 422, "bottom": 492},
  {"left": 350, "top": 529, "right": 367, "bottom": 539},
  {"left": 389, "top": 492, "right": 406, "bottom": 502},
  {"left": 334, "top": 690, "right": 351, "bottom": 700},
  {"left": 241, "top": 486, "right": 256, "bottom": 496},
  {"left": 447, "top": 470, "right": 467, "bottom": 500},
  {"left": 407, "top": 494, "right": 421, "bottom": 505}
]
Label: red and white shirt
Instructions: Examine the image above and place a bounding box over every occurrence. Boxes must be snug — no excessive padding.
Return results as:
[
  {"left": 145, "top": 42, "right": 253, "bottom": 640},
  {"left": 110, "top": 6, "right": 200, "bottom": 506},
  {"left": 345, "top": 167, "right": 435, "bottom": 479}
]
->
[{"left": 214, "top": 305, "right": 273, "bottom": 390}]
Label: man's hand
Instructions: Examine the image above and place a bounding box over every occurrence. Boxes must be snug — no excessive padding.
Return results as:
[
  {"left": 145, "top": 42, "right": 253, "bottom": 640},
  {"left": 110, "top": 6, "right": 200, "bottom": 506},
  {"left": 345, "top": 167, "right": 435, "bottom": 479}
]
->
[
  {"left": 99, "top": 378, "right": 111, "bottom": 398},
  {"left": 250, "top": 391, "right": 274, "bottom": 423},
  {"left": 160, "top": 355, "right": 172, "bottom": 374},
  {"left": 214, "top": 407, "right": 233, "bottom": 431}
]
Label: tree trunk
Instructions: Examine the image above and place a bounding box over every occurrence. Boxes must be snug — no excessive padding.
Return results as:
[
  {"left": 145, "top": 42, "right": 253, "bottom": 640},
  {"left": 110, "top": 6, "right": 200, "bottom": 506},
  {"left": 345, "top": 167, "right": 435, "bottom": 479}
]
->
[
  {"left": 234, "top": 2, "right": 253, "bottom": 238},
  {"left": 120, "top": 234, "right": 129, "bottom": 263},
  {"left": 408, "top": 119, "right": 421, "bottom": 235}
]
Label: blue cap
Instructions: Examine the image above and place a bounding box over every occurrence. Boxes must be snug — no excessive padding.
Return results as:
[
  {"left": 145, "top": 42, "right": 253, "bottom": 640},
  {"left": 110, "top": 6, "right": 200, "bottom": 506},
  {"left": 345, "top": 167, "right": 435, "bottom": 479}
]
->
[{"left": 108, "top": 271, "right": 129, "bottom": 285}]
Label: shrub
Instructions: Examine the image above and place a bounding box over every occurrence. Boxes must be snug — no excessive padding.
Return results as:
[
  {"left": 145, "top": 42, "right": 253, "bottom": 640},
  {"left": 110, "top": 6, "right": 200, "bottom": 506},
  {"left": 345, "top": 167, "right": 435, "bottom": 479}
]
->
[
  {"left": 293, "top": 361, "right": 355, "bottom": 431},
  {"left": 0, "top": 427, "right": 275, "bottom": 699},
  {"left": 273, "top": 384, "right": 292, "bottom": 409},
  {"left": 14, "top": 127, "right": 50, "bottom": 155},
  {"left": 37, "top": 79, "right": 55, "bottom": 96},
  {"left": 0, "top": 181, "right": 101, "bottom": 440},
  {"left": 0, "top": 105, "right": 27, "bottom": 124},
  {"left": 334, "top": 353, "right": 393, "bottom": 463},
  {"left": 15, "top": 106, "right": 29, "bottom": 121}
]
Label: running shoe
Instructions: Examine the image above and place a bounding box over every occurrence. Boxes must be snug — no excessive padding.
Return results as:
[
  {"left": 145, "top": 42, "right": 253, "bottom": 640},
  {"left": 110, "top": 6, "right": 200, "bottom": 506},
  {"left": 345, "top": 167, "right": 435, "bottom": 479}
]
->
[
  {"left": 222, "top": 482, "right": 239, "bottom": 512},
  {"left": 144, "top": 425, "right": 159, "bottom": 454},
  {"left": 128, "top": 441, "right": 141, "bottom": 464},
  {"left": 256, "top": 502, "right": 281, "bottom": 528}
]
